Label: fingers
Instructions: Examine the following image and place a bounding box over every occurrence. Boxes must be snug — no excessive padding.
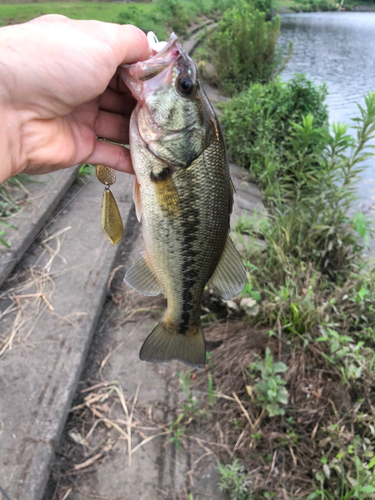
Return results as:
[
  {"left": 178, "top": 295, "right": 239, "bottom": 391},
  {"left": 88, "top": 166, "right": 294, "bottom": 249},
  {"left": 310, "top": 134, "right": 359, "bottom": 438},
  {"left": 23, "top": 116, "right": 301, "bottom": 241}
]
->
[
  {"left": 95, "top": 110, "right": 130, "bottom": 144},
  {"left": 99, "top": 87, "right": 137, "bottom": 115},
  {"left": 29, "top": 17, "right": 150, "bottom": 66},
  {"left": 85, "top": 139, "right": 134, "bottom": 175}
]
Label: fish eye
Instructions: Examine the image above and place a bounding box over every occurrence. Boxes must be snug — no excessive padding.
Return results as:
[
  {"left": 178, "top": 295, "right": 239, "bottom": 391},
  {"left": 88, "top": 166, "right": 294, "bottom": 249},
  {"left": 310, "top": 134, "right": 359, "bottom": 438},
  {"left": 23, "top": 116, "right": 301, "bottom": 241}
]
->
[{"left": 177, "top": 75, "right": 195, "bottom": 96}]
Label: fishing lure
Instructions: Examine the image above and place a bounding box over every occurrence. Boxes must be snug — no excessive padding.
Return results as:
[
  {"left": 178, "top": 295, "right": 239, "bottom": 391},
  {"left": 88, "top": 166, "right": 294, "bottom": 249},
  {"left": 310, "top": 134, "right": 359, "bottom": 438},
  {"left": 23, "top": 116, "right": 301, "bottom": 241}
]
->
[{"left": 96, "top": 165, "right": 123, "bottom": 245}]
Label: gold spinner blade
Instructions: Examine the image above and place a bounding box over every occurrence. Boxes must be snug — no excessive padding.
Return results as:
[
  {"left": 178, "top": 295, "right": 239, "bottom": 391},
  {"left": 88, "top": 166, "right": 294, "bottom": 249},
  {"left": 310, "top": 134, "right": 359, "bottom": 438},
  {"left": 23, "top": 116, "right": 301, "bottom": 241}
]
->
[{"left": 96, "top": 165, "right": 123, "bottom": 245}]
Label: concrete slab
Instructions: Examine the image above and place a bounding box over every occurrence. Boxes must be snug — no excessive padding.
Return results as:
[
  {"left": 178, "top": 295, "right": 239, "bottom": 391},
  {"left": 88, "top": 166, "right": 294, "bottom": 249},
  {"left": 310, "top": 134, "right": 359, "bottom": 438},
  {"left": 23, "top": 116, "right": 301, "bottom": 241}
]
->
[
  {"left": 230, "top": 163, "right": 267, "bottom": 228},
  {"left": 0, "top": 168, "right": 77, "bottom": 288},
  {"left": 45, "top": 222, "right": 227, "bottom": 500},
  {"left": 182, "top": 23, "right": 217, "bottom": 56},
  {"left": 0, "top": 171, "right": 134, "bottom": 500},
  {"left": 42, "top": 162, "right": 266, "bottom": 500}
]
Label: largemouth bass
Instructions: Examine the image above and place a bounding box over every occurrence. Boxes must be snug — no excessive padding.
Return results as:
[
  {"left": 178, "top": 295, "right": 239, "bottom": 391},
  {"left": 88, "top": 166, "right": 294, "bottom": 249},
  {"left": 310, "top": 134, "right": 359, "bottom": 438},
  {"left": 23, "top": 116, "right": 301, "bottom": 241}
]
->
[{"left": 121, "top": 33, "right": 246, "bottom": 368}]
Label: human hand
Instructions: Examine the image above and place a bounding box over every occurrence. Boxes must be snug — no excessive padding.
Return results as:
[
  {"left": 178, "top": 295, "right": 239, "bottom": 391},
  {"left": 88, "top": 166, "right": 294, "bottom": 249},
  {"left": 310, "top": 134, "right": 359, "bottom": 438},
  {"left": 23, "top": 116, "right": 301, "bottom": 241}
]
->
[{"left": 0, "top": 15, "right": 150, "bottom": 183}]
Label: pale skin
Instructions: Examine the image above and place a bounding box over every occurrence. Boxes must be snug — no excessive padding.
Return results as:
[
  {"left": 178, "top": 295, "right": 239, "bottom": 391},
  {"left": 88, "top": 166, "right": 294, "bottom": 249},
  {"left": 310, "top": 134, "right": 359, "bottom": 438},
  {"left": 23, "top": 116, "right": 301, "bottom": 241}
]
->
[{"left": 0, "top": 14, "right": 150, "bottom": 184}]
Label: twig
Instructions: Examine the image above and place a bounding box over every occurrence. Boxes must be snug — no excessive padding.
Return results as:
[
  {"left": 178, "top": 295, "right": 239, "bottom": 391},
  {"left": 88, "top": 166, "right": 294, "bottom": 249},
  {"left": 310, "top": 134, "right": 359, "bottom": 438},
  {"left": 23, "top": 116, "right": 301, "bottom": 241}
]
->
[
  {"left": 0, "top": 308, "right": 23, "bottom": 355},
  {"left": 41, "top": 226, "right": 71, "bottom": 245},
  {"left": 289, "top": 445, "right": 297, "bottom": 467},
  {"left": 80, "top": 381, "right": 113, "bottom": 394},
  {"left": 232, "top": 391, "right": 254, "bottom": 432},
  {"left": 131, "top": 432, "right": 168, "bottom": 455},
  {"left": 60, "top": 488, "right": 73, "bottom": 500},
  {"left": 99, "top": 341, "right": 126, "bottom": 380},
  {"left": 73, "top": 444, "right": 112, "bottom": 471},
  {"left": 120, "top": 307, "right": 163, "bottom": 325},
  {"left": 107, "top": 265, "right": 124, "bottom": 291},
  {"left": 191, "top": 451, "right": 212, "bottom": 469},
  {"left": 41, "top": 294, "right": 54, "bottom": 311},
  {"left": 128, "top": 383, "right": 141, "bottom": 465},
  {"left": 106, "top": 384, "right": 131, "bottom": 464}
]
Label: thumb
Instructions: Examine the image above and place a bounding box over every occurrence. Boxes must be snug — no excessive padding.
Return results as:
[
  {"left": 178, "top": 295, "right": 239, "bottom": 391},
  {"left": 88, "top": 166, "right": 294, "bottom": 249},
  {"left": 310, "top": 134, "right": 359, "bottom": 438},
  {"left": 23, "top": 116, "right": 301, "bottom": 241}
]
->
[{"left": 75, "top": 20, "right": 151, "bottom": 65}]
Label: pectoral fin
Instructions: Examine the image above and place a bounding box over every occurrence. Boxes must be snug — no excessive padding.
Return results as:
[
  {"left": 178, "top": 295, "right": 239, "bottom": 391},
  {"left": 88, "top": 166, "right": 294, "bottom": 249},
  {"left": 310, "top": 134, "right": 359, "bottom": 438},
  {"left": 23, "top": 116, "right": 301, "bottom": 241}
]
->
[
  {"left": 210, "top": 236, "right": 246, "bottom": 300},
  {"left": 124, "top": 252, "right": 163, "bottom": 296}
]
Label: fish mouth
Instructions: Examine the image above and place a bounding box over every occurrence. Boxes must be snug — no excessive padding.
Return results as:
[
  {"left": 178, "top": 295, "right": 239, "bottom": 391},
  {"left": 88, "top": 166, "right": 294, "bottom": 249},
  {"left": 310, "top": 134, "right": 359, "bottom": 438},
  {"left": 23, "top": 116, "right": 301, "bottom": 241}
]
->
[{"left": 120, "top": 33, "right": 181, "bottom": 101}]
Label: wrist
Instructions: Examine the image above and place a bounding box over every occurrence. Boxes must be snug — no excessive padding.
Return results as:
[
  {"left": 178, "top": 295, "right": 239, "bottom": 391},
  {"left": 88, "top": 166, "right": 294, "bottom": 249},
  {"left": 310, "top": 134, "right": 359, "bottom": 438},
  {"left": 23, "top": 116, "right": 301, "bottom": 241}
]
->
[{"left": 0, "top": 101, "right": 26, "bottom": 184}]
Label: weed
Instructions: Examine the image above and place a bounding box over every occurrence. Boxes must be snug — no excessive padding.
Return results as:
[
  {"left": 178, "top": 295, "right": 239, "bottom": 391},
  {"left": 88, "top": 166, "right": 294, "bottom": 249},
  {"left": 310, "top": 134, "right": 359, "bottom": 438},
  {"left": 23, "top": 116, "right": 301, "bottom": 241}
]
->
[
  {"left": 76, "top": 164, "right": 95, "bottom": 184},
  {"left": 221, "top": 75, "right": 328, "bottom": 181},
  {"left": 248, "top": 347, "right": 288, "bottom": 416},
  {"left": 218, "top": 459, "right": 252, "bottom": 500},
  {"left": 230, "top": 92, "right": 375, "bottom": 280},
  {"left": 181, "top": 86, "right": 375, "bottom": 500},
  {"left": 168, "top": 370, "right": 215, "bottom": 449},
  {"left": 155, "top": 0, "right": 191, "bottom": 35},
  {"left": 309, "top": 438, "right": 375, "bottom": 499},
  {"left": 0, "top": 220, "right": 17, "bottom": 248},
  {"left": 209, "top": 2, "right": 292, "bottom": 95},
  {"left": 0, "top": 174, "right": 32, "bottom": 246}
]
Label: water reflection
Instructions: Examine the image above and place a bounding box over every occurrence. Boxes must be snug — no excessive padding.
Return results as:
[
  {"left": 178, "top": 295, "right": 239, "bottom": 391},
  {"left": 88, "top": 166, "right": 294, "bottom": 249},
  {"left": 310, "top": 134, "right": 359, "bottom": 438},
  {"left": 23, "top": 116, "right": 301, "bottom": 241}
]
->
[{"left": 279, "top": 12, "right": 375, "bottom": 253}]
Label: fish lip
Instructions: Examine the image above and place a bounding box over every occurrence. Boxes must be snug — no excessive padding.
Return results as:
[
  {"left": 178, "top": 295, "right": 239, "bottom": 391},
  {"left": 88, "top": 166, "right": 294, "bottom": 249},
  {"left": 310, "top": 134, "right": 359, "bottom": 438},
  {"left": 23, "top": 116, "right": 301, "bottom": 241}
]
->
[
  {"left": 121, "top": 32, "right": 178, "bottom": 71},
  {"left": 120, "top": 33, "right": 181, "bottom": 98}
]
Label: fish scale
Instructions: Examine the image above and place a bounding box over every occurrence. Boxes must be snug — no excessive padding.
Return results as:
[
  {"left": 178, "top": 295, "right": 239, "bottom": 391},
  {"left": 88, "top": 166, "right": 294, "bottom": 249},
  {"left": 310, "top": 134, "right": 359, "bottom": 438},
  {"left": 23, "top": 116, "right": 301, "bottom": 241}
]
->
[{"left": 121, "top": 33, "right": 246, "bottom": 367}]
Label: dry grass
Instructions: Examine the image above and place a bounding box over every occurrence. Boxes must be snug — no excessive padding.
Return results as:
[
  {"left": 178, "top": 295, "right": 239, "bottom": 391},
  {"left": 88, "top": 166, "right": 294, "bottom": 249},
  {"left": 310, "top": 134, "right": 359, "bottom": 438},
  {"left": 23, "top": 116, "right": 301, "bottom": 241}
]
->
[
  {"left": 0, "top": 226, "right": 72, "bottom": 356},
  {"left": 68, "top": 380, "right": 167, "bottom": 469},
  {"left": 49, "top": 377, "right": 172, "bottom": 500},
  {"left": 190, "top": 318, "right": 375, "bottom": 499},
  {"left": 0, "top": 267, "right": 55, "bottom": 355}
]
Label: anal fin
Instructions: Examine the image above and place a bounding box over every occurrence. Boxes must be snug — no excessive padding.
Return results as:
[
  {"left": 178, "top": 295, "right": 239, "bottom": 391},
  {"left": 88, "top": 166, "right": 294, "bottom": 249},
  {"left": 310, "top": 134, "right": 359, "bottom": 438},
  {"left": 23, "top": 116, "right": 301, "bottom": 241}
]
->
[
  {"left": 210, "top": 236, "right": 246, "bottom": 300},
  {"left": 124, "top": 252, "right": 163, "bottom": 296}
]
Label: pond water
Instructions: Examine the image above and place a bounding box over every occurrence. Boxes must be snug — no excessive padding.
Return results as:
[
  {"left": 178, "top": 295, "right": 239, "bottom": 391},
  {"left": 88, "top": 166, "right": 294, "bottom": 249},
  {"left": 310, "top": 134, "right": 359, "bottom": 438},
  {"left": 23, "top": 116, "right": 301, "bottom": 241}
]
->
[{"left": 278, "top": 12, "right": 375, "bottom": 252}]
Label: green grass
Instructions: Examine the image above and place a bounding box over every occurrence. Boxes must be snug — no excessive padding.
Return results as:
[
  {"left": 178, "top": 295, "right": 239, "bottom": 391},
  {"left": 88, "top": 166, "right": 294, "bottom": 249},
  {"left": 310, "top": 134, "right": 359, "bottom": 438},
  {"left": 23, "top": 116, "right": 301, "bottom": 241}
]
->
[{"left": 0, "top": 2, "right": 158, "bottom": 27}]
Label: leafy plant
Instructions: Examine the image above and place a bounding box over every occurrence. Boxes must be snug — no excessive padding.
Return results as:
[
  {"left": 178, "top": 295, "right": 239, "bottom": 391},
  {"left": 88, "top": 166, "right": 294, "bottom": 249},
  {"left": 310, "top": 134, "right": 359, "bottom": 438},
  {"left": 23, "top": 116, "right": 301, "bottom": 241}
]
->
[
  {"left": 168, "top": 370, "right": 215, "bottom": 449},
  {"left": 218, "top": 459, "right": 252, "bottom": 500},
  {"left": 0, "top": 174, "right": 32, "bottom": 247},
  {"left": 228, "top": 90, "right": 375, "bottom": 279},
  {"left": 155, "top": 0, "right": 191, "bottom": 35},
  {"left": 116, "top": 3, "right": 168, "bottom": 41},
  {"left": 221, "top": 75, "right": 328, "bottom": 180},
  {"left": 208, "top": 1, "right": 292, "bottom": 95},
  {"left": 309, "top": 438, "right": 375, "bottom": 499},
  {"left": 0, "top": 220, "right": 17, "bottom": 248},
  {"left": 248, "top": 347, "right": 288, "bottom": 416},
  {"left": 77, "top": 163, "right": 95, "bottom": 184}
]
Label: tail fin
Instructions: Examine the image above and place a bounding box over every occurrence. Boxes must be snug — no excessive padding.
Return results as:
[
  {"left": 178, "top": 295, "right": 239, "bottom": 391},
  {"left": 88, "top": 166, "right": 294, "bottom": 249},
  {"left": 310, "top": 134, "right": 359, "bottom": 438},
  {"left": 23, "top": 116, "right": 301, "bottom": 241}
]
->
[{"left": 139, "top": 321, "right": 206, "bottom": 369}]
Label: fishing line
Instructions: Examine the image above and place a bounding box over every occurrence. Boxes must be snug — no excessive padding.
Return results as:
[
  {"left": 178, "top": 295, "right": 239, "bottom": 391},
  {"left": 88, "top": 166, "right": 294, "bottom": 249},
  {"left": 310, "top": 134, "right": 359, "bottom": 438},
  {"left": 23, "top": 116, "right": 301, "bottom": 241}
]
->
[
  {"left": 1, "top": 173, "right": 93, "bottom": 268},
  {"left": 0, "top": 482, "right": 11, "bottom": 500}
]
